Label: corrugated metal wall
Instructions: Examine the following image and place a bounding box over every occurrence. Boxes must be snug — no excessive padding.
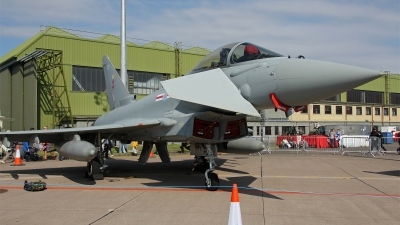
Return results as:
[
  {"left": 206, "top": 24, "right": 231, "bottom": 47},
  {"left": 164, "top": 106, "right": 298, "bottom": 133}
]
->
[
  {"left": 11, "top": 64, "right": 23, "bottom": 131},
  {"left": 6, "top": 34, "right": 206, "bottom": 122},
  {"left": 23, "top": 60, "right": 38, "bottom": 130},
  {"left": 0, "top": 68, "right": 11, "bottom": 130},
  {"left": 356, "top": 76, "right": 385, "bottom": 92}
]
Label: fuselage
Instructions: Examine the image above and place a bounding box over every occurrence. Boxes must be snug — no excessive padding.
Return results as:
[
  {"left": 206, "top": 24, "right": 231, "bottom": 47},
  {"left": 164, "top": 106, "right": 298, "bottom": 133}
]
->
[
  {"left": 94, "top": 42, "right": 380, "bottom": 143},
  {"left": 188, "top": 42, "right": 380, "bottom": 110}
]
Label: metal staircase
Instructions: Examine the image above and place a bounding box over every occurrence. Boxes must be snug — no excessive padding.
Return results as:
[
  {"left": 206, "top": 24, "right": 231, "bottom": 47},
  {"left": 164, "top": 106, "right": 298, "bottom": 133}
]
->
[{"left": 35, "top": 50, "right": 74, "bottom": 128}]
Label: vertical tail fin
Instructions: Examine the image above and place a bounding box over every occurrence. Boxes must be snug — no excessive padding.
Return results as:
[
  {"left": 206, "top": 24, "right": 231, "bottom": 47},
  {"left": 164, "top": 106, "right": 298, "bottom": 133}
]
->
[{"left": 102, "top": 55, "right": 132, "bottom": 110}]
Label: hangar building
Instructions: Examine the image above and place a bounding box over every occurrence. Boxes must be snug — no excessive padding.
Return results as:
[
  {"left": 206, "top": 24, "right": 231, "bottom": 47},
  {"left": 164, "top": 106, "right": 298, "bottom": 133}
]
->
[
  {"left": 0, "top": 26, "right": 209, "bottom": 130},
  {"left": 1, "top": 26, "right": 399, "bottom": 135}
]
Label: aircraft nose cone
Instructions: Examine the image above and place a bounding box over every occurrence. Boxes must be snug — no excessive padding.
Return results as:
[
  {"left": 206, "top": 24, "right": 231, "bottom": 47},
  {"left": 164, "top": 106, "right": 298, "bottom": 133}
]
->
[{"left": 275, "top": 59, "right": 381, "bottom": 106}]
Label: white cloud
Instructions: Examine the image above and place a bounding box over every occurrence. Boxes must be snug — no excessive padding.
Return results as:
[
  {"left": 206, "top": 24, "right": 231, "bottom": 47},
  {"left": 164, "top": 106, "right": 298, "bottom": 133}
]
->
[{"left": 0, "top": 0, "right": 399, "bottom": 73}]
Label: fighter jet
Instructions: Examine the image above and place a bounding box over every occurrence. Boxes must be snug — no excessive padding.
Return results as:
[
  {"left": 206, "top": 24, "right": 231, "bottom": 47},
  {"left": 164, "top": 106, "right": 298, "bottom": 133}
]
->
[{"left": 0, "top": 42, "right": 380, "bottom": 190}]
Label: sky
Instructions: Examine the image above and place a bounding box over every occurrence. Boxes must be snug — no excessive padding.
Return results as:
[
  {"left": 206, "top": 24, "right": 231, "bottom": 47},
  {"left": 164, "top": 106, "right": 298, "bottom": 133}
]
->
[{"left": 0, "top": 0, "right": 399, "bottom": 73}]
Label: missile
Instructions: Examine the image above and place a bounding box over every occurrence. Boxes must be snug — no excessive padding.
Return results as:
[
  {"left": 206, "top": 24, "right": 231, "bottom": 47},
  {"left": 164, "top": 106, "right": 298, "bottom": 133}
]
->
[
  {"left": 217, "top": 137, "right": 265, "bottom": 154},
  {"left": 55, "top": 140, "right": 97, "bottom": 162}
]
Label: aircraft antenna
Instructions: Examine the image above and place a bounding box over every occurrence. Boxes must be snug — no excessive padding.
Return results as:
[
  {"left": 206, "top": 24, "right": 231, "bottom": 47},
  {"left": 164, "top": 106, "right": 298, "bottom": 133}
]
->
[{"left": 120, "top": 0, "right": 127, "bottom": 89}]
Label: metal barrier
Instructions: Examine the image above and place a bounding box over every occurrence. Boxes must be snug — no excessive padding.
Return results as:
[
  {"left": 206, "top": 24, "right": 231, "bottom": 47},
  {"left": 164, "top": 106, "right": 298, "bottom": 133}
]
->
[
  {"left": 341, "top": 136, "right": 399, "bottom": 157},
  {"left": 252, "top": 135, "right": 399, "bottom": 156},
  {"left": 341, "top": 136, "right": 383, "bottom": 157}
]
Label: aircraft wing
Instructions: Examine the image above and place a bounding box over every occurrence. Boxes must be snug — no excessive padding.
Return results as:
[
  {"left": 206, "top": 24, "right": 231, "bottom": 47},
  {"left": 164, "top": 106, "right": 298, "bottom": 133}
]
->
[
  {"left": 0, "top": 119, "right": 172, "bottom": 143},
  {"left": 161, "top": 68, "right": 260, "bottom": 117}
]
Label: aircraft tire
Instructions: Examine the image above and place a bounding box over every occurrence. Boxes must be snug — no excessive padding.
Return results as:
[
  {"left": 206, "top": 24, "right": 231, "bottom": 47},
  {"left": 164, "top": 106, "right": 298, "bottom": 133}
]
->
[
  {"left": 205, "top": 172, "right": 219, "bottom": 191},
  {"left": 86, "top": 159, "right": 104, "bottom": 180},
  {"left": 194, "top": 156, "right": 209, "bottom": 172}
]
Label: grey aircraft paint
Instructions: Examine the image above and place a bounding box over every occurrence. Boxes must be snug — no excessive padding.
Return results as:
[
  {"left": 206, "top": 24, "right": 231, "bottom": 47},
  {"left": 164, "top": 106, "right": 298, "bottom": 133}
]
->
[{"left": 0, "top": 42, "right": 381, "bottom": 189}]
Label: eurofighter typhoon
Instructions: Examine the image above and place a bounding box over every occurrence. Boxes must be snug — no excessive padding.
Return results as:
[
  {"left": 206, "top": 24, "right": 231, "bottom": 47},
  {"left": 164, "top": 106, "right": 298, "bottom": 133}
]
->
[{"left": 0, "top": 42, "right": 380, "bottom": 190}]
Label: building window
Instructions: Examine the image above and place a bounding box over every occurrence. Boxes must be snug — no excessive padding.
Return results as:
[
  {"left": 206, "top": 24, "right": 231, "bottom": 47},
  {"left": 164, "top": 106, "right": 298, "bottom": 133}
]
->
[
  {"left": 274, "top": 126, "right": 279, "bottom": 135},
  {"left": 282, "top": 126, "right": 297, "bottom": 135},
  {"left": 72, "top": 66, "right": 106, "bottom": 92},
  {"left": 375, "top": 108, "right": 380, "bottom": 115},
  {"left": 324, "top": 95, "right": 339, "bottom": 102},
  {"left": 383, "top": 108, "right": 389, "bottom": 116},
  {"left": 347, "top": 89, "right": 383, "bottom": 104},
  {"left": 313, "top": 105, "right": 320, "bottom": 114},
  {"left": 365, "top": 91, "right": 383, "bottom": 104},
  {"left": 72, "top": 66, "right": 169, "bottom": 94},
  {"left": 390, "top": 93, "right": 400, "bottom": 104},
  {"left": 336, "top": 106, "right": 342, "bottom": 114},
  {"left": 392, "top": 108, "right": 397, "bottom": 116},
  {"left": 301, "top": 106, "right": 308, "bottom": 113},
  {"left": 366, "top": 107, "right": 371, "bottom": 115},
  {"left": 298, "top": 126, "right": 305, "bottom": 135},
  {"left": 128, "top": 71, "right": 169, "bottom": 95},
  {"left": 356, "top": 107, "right": 362, "bottom": 115},
  {"left": 325, "top": 105, "right": 331, "bottom": 114},
  {"left": 265, "top": 126, "right": 272, "bottom": 135},
  {"left": 347, "top": 89, "right": 364, "bottom": 103},
  {"left": 346, "top": 106, "right": 353, "bottom": 115}
]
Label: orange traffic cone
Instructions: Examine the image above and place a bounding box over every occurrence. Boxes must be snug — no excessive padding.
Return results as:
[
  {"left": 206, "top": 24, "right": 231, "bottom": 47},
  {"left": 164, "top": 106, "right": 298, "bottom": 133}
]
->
[
  {"left": 12, "top": 145, "right": 24, "bottom": 166},
  {"left": 149, "top": 150, "right": 155, "bottom": 158},
  {"left": 228, "top": 183, "right": 242, "bottom": 225}
]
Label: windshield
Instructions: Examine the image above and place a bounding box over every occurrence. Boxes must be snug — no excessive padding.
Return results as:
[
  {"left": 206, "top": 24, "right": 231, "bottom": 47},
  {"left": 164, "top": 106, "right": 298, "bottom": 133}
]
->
[
  {"left": 189, "top": 42, "right": 284, "bottom": 73},
  {"left": 190, "top": 42, "right": 238, "bottom": 72},
  {"left": 230, "top": 43, "right": 283, "bottom": 64}
]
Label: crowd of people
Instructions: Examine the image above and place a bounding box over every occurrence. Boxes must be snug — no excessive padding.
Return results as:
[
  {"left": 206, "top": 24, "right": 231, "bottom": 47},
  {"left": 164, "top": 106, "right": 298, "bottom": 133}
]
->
[
  {"left": 0, "top": 124, "right": 152, "bottom": 164},
  {"left": 0, "top": 126, "right": 62, "bottom": 164}
]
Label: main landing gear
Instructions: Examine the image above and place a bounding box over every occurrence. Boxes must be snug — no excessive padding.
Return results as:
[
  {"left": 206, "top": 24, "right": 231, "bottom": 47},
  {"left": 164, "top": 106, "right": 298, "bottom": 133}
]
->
[
  {"left": 85, "top": 155, "right": 106, "bottom": 180},
  {"left": 85, "top": 134, "right": 107, "bottom": 180},
  {"left": 192, "top": 143, "right": 220, "bottom": 191}
]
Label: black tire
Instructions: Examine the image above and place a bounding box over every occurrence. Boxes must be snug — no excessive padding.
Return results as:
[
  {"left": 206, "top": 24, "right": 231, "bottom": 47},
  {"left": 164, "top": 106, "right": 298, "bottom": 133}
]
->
[
  {"left": 195, "top": 156, "right": 209, "bottom": 172},
  {"left": 205, "top": 172, "right": 219, "bottom": 191},
  {"left": 87, "top": 158, "right": 104, "bottom": 180}
]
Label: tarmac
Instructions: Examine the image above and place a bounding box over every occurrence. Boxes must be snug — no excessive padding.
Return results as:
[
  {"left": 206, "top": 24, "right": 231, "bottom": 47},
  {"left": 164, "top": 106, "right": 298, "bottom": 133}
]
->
[{"left": 0, "top": 150, "right": 399, "bottom": 225}]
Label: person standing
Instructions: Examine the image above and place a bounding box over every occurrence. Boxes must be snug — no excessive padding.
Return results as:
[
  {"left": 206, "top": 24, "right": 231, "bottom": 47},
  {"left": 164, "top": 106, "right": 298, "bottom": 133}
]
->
[
  {"left": 369, "top": 127, "right": 380, "bottom": 152},
  {"left": 329, "top": 129, "right": 335, "bottom": 148},
  {"left": 0, "top": 133, "right": 14, "bottom": 164},
  {"left": 42, "top": 126, "right": 57, "bottom": 160},
  {"left": 377, "top": 129, "right": 387, "bottom": 152},
  {"left": 180, "top": 142, "right": 189, "bottom": 154},
  {"left": 132, "top": 141, "right": 138, "bottom": 156},
  {"left": 336, "top": 129, "right": 341, "bottom": 148},
  {"left": 118, "top": 141, "right": 127, "bottom": 154}
]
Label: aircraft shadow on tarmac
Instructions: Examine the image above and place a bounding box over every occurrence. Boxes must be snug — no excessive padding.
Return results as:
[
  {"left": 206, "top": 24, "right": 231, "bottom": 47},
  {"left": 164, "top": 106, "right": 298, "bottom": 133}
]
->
[
  {"left": 0, "top": 157, "right": 282, "bottom": 199},
  {"left": 363, "top": 170, "right": 400, "bottom": 177}
]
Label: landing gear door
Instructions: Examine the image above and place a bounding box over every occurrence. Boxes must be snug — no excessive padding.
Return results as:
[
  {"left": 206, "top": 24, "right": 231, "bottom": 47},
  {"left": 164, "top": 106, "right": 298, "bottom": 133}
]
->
[{"left": 190, "top": 143, "right": 207, "bottom": 156}]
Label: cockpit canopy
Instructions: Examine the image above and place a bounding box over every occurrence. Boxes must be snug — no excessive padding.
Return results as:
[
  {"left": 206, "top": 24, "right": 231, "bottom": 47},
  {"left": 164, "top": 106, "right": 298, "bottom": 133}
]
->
[{"left": 189, "top": 42, "right": 283, "bottom": 73}]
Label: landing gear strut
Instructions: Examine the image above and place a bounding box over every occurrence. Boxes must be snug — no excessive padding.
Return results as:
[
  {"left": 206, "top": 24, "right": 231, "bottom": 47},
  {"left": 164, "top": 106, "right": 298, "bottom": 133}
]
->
[
  {"left": 85, "top": 156, "right": 105, "bottom": 180},
  {"left": 85, "top": 133, "right": 107, "bottom": 180},
  {"left": 200, "top": 143, "right": 219, "bottom": 191}
]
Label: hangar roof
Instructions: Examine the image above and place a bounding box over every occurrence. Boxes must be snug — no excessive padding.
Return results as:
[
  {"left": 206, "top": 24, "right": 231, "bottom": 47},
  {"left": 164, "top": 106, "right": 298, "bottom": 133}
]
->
[{"left": 0, "top": 26, "right": 210, "bottom": 67}]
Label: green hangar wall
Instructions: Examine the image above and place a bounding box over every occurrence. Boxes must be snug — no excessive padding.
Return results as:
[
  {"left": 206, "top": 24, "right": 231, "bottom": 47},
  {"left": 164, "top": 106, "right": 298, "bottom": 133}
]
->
[
  {"left": 0, "top": 26, "right": 210, "bottom": 131},
  {"left": 1, "top": 27, "right": 399, "bottom": 132}
]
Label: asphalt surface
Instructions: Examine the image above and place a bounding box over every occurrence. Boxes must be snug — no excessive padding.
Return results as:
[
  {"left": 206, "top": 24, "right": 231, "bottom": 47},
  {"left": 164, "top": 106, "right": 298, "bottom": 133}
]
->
[{"left": 0, "top": 150, "right": 399, "bottom": 225}]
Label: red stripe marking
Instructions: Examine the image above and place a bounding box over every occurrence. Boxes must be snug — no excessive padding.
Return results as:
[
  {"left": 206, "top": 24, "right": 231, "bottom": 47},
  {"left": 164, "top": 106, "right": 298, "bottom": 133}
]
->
[{"left": 1, "top": 186, "right": 399, "bottom": 198}]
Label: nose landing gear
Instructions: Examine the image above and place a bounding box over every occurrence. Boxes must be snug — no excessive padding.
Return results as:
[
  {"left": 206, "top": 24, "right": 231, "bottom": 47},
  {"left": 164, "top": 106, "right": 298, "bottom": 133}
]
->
[{"left": 192, "top": 143, "right": 220, "bottom": 191}]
